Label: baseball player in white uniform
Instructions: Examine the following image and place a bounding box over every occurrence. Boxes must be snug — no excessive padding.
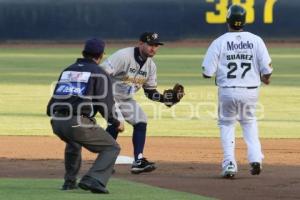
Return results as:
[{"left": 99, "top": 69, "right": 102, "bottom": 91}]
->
[
  {"left": 202, "top": 5, "right": 273, "bottom": 178},
  {"left": 101, "top": 32, "right": 184, "bottom": 174}
]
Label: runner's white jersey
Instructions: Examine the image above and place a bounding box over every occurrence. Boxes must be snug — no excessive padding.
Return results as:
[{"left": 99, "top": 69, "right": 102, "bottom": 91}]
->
[
  {"left": 202, "top": 31, "right": 273, "bottom": 87},
  {"left": 100, "top": 47, "right": 157, "bottom": 99}
]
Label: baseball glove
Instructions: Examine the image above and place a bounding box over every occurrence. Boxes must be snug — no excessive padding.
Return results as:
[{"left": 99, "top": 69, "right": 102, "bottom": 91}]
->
[{"left": 163, "top": 83, "right": 185, "bottom": 107}]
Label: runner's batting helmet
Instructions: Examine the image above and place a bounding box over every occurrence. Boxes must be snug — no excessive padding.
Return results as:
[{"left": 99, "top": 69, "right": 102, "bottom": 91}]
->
[{"left": 227, "top": 4, "right": 246, "bottom": 30}]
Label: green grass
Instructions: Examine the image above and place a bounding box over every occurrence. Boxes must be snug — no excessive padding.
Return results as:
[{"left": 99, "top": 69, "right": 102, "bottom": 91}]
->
[
  {"left": 0, "top": 178, "right": 212, "bottom": 200},
  {"left": 0, "top": 46, "right": 299, "bottom": 138}
]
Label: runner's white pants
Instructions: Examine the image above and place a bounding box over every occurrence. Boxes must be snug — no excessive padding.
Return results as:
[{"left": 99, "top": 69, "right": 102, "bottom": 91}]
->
[{"left": 218, "top": 87, "right": 264, "bottom": 168}]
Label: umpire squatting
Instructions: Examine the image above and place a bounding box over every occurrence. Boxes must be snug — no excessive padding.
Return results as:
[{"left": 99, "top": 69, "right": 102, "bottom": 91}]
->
[{"left": 47, "top": 38, "right": 124, "bottom": 194}]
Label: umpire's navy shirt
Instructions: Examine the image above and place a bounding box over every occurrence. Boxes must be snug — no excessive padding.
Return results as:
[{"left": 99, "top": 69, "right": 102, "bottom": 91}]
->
[{"left": 47, "top": 58, "right": 120, "bottom": 127}]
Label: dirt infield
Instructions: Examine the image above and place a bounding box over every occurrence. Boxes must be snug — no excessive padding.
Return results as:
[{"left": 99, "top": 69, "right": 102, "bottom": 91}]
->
[{"left": 0, "top": 136, "right": 299, "bottom": 200}]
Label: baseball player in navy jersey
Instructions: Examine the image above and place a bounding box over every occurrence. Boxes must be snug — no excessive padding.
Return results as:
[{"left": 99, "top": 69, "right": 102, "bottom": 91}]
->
[
  {"left": 101, "top": 32, "right": 184, "bottom": 174},
  {"left": 202, "top": 5, "right": 273, "bottom": 178}
]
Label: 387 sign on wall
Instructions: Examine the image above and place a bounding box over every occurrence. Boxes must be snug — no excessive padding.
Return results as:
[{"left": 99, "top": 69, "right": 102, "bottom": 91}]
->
[
  {"left": 205, "top": 0, "right": 277, "bottom": 24},
  {"left": 0, "top": 0, "right": 298, "bottom": 40}
]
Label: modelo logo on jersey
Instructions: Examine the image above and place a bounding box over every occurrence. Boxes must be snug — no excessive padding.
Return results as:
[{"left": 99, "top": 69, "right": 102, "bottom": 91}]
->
[{"left": 227, "top": 41, "right": 254, "bottom": 51}]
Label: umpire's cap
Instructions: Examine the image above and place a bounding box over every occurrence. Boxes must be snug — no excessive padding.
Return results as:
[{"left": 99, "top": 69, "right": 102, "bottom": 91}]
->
[
  {"left": 226, "top": 4, "right": 246, "bottom": 30},
  {"left": 140, "top": 32, "right": 164, "bottom": 45},
  {"left": 83, "top": 38, "right": 105, "bottom": 55}
]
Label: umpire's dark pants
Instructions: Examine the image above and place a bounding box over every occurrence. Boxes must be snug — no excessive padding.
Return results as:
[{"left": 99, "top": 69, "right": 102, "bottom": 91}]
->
[{"left": 50, "top": 115, "right": 120, "bottom": 186}]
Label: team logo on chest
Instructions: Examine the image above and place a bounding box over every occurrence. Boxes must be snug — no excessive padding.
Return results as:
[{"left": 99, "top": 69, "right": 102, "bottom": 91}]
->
[
  {"left": 129, "top": 67, "right": 147, "bottom": 77},
  {"left": 227, "top": 41, "right": 253, "bottom": 51}
]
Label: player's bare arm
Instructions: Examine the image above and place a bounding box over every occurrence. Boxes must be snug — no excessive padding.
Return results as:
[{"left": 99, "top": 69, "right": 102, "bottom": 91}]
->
[
  {"left": 261, "top": 63, "right": 273, "bottom": 85},
  {"left": 261, "top": 73, "right": 272, "bottom": 85}
]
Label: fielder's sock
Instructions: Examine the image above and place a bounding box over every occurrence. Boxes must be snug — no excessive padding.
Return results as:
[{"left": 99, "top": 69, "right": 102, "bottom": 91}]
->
[
  {"left": 106, "top": 124, "right": 119, "bottom": 139},
  {"left": 132, "top": 122, "right": 147, "bottom": 160},
  {"left": 137, "top": 153, "right": 143, "bottom": 160}
]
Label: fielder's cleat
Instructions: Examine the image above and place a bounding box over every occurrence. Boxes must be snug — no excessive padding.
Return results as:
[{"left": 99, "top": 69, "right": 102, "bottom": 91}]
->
[
  {"left": 221, "top": 161, "right": 237, "bottom": 179},
  {"left": 250, "top": 162, "right": 262, "bottom": 175},
  {"left": 78, "top": 176, "right": 109, "bottom": 194},
  {"left": 131, "top": 158, "right": 156, "bottom": 174},
  {"left": 61, "top": 180, "right": 77, "bottom": 190}
]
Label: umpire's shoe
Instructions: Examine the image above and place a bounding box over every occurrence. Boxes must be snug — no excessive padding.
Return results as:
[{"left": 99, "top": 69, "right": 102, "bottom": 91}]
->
[
  {"left": 61, "top": 180, "right": 77, "bottom": 190},
  {"left": 78, "top": 176, "right": 109, "bottom": 194},
  {"left": 250, "top": 162, "right": 262, "bottom": 175},
  {"left": 131, "top": 158, "right": 156, "bottom": 174}
]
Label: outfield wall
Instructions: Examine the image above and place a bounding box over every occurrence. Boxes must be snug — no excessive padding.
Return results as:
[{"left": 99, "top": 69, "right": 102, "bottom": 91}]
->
[{"left": 0, "top": 0, "right": 298, "bottom": 40}]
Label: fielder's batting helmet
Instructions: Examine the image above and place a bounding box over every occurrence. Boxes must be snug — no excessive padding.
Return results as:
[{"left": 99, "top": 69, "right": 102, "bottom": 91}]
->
[{"left": 226, "top": 4, "right": 246, "bottom": 30}]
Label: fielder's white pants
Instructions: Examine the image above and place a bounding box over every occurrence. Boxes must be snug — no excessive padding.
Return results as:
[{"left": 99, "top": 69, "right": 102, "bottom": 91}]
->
[
  {"left": 115, "top": 98, "right": 147, "bottom": 125},
  {"left": 218, "top": 87, "right": 264, "bottom": 168}
]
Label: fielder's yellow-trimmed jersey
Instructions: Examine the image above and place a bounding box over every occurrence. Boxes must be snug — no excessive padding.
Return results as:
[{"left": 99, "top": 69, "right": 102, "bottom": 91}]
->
[
  {"left": 100, "top": 47, "right": 157, "bottom": 99},
  {"left": 202, "top": 31, "right": 273, "bottom": 87}
]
